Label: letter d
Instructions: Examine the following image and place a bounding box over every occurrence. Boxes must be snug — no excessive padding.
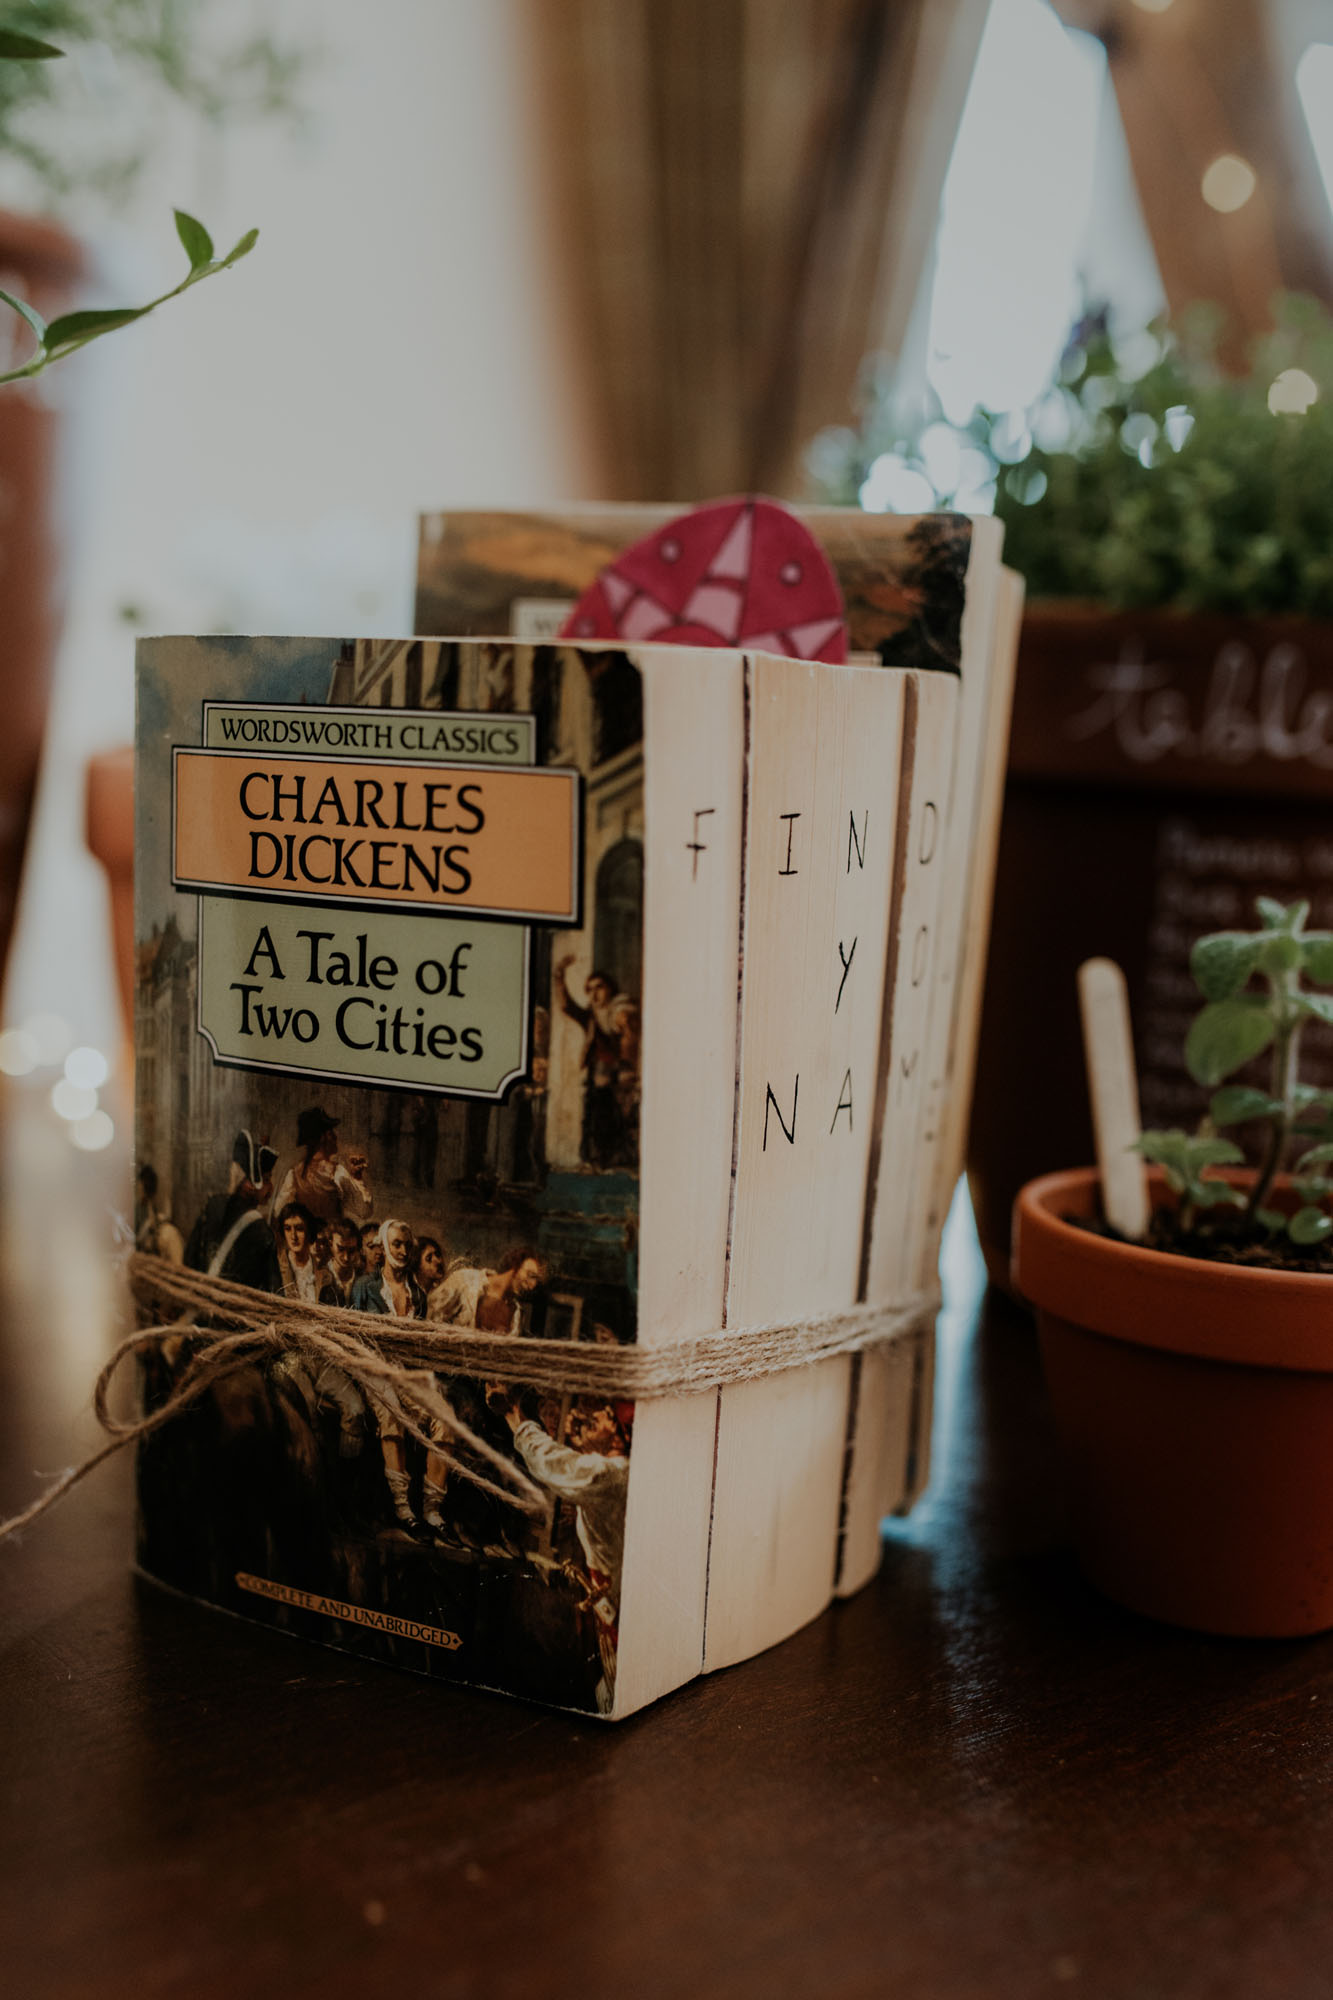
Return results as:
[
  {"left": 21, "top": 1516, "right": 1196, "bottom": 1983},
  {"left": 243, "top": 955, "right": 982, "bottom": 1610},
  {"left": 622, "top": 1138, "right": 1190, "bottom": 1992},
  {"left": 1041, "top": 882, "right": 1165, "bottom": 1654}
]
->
[{"left": 248, "top": 831, "right": 284, "bottom": 880}]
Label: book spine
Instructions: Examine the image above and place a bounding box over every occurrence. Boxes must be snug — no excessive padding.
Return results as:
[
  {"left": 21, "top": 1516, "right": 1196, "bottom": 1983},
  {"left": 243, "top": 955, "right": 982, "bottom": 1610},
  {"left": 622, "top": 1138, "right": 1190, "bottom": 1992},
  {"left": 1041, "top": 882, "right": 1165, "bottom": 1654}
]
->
[
  {"left": 926, "top": 565, "right": 1025, "bottom": 1285},
  {"left": 902, "top": 524, "right": 1006, "bottom": 1301},
  {"left": 890, "top": 568, "right": 1023, "bottom": 1519},
  {"left": 836, "top": 667, "right": 959, "bottom": 1596},
  {"left": 613, "top": 647, "right": 746, "bottom": 1718},
  {"left": 701, "top": 654, "right": 906, "bottom": 1673}
]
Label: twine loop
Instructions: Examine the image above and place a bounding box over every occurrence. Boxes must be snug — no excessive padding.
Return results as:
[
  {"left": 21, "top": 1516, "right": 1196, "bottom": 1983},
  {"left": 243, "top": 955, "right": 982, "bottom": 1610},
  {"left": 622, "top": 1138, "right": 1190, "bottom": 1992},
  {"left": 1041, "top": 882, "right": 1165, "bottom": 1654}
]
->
[{"left": 0, "top": 1251, "right": 939, "bottom": 1540}]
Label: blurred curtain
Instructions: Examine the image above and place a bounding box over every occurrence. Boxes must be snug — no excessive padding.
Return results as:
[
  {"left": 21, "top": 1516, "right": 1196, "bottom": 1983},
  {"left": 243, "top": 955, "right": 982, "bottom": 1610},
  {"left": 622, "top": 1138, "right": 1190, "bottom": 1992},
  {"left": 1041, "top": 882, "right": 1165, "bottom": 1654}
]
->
[
  {"left": 1055, "top": 0, "right": 1333, "bottom": 366},
  {"left": 531, "top": 0, "right": 989, "bottom": 500}
]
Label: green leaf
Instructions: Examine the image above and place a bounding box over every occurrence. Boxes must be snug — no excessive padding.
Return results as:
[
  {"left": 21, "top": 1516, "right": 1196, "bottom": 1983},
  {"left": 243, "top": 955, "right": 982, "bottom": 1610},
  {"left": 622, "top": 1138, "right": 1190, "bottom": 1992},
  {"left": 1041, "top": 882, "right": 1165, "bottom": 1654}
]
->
[
  {"left": 1134, "top": 1130, "right": 1190, "bottom": 1168},
  {"left": 1302, "top": 935, "right": 1333, "bottom": 984},
  {"left": 1261, "top": 933, "right": 1303, "bottom": 974},
  {"left": 1289, "top": 1206, "right": 1333, "bottom": 1246},
  {"left": 1188, "top": 1137, "right": 1246, "bottom": 1168},
  {"left": 1295, "top": 1142, "right": 1333, "bottom": 1170},
  {"left": 1257, "top": 897, "right": 1293, "bottom": 930},
  {"left": 0, "top": 286, "right": 45, "bottom": 344},
  {"left": 1185, "top": 998, "right": 1276, "bottom": 1086},
  {"left": 221, "top": 227, "right": 259, "bottom": 267},
  {"left": 1134, "top": 1130, "right": 1190, "bottom": 1193},
  {"left": 1256, "top": 1208, "right": 1287, "bottom": 1233},
  {"left": 1190, "top": 932, "right": 1262, "bottom": 1000},
  {"left": 1295, "top": 991, "right": 1333, "bottom": 1026},
  {"left": 0, "top": 29, "right": 63, "bottom": 59},
  {"left": 174, "top": 210, "right": 214, "bottom": 271},
  {"left": 1192, "top": 1180, "right": 1246, "bottom": 1208},
  {"left": 42, "top": 306, "right": 147, "bottom": 352},
  {"left": 1210, "top": 1085, "right": 1283, "bottom": 1125}
]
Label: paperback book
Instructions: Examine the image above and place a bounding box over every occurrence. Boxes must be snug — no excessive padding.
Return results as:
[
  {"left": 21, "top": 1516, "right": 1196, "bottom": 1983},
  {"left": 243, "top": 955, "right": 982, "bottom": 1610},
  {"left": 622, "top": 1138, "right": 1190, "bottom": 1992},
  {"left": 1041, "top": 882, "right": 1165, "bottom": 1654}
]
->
[{"left": 133, "top": 507, "right": 1019, "bottom": 1717}]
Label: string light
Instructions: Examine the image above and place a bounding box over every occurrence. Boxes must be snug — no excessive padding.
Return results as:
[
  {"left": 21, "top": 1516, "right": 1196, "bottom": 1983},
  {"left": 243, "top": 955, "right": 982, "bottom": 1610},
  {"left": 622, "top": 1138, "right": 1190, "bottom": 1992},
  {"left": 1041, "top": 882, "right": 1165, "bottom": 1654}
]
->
[
  {"left": 70, "top": 1110, "right": 114, "bottom": 1152},
  {"left": 51, "top": 1078, "right": 98, "bottom": 1122},
  {"left": 1269, "top": 368, "right": 1319, "bottom": 415},
  {"left": 1201, "top": 155, "right": 1257, "bottom": 213},
  {"left": 64, "top": 1045, "right": 110, "bottom": 1090},
  {"left": 0, "top": 1028, "right": 36, "bottom": 1076}
]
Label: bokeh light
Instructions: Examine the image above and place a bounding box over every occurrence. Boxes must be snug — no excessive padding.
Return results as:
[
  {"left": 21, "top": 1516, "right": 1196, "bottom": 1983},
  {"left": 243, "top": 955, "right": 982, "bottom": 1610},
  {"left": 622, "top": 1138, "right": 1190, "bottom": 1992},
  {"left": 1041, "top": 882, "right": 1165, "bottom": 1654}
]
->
[
  {"left": 0, "top": 1028, "right": 37, "bottom": 1077},
  {"left": 51, "top": 1079, "right": 98, "bottom": 1123},
  {"left": 1269, "top": 368, "right": 1319, "bottom": 415},
  {"left": 70, "top": 1110, "right": 115, "bottom": 1153},
  {"left": 1200, "top": 154, "right": 1257, "bottom": 214},
  {"left": 64, "top": 1045, "right": 111, "bottom": 1090}
]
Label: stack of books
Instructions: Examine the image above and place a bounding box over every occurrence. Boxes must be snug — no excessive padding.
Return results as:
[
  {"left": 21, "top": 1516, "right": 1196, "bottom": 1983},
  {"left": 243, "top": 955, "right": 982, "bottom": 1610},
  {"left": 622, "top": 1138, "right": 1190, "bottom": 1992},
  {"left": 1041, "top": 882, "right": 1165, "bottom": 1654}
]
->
[{"left": 134, "top": 505, "right": 1021, "bottom": 1718}]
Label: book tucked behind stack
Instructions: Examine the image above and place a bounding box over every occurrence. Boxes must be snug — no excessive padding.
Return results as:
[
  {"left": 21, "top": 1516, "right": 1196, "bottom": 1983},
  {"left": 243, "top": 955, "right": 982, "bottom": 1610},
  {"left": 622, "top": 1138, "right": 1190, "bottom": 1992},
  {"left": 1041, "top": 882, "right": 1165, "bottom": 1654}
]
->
[{"left": 134, "top": 510, "right": 1020, "bottom": 1718}]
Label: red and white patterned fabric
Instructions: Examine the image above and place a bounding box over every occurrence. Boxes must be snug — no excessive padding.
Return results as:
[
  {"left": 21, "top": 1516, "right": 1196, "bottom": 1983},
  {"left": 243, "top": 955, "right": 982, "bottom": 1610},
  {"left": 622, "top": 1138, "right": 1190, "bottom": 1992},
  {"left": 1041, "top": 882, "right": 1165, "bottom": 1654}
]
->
[{"left": 558, "top": 496, "right": 847, "bottom": 663}]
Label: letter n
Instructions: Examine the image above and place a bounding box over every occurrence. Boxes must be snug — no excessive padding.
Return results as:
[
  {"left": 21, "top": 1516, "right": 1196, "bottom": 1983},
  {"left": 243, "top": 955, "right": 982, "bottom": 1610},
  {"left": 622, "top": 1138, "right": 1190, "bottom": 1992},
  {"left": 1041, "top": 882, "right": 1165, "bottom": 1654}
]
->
[
  {"left": 762, "top": 1075, "right": 798, "bottom": 1151},
  {"left": 848, "top": 810, "right": 867, "bottom": 872}
]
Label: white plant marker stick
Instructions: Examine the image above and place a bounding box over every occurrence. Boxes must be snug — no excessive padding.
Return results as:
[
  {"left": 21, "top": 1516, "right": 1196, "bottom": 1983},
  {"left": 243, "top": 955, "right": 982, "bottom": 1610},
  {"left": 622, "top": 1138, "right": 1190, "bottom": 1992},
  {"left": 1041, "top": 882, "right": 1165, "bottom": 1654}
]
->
[{"left": 1078, "top": 957, "right": 1150, "bottom": 1239}]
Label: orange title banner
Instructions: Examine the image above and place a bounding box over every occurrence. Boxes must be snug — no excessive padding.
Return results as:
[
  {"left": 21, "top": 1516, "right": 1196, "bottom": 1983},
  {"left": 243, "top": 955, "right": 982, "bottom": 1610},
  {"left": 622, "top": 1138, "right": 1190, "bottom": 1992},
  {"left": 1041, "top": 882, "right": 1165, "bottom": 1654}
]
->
[{"left": 173, "top": 749, "right": 580, "bottom": 922}]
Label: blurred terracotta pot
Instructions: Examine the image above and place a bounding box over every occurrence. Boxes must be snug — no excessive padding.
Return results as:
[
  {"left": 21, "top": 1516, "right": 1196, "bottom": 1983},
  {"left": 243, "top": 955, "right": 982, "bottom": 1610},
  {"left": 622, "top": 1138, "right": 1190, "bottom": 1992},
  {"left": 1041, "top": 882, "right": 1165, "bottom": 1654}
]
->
[
  {"left": 0, "top": 212, "right": 82, "bottom": 997},
  {"left": 968, "top": 603, "right": 1333, "bottom": 1289},
  {"left": 1014, "top": 1165, "right": 1333, "bottom": 1638},
  {"left": 85, "top": 744, "right": 133, "bottom": 1034}
]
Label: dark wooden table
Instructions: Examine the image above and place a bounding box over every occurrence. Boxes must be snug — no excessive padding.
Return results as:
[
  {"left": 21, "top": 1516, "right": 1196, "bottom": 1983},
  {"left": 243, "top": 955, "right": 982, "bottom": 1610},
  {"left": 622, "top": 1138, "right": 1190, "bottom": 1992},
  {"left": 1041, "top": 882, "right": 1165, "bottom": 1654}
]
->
[{"left": 4, "top": 1163, "right": 1333, "bottom": 2000}]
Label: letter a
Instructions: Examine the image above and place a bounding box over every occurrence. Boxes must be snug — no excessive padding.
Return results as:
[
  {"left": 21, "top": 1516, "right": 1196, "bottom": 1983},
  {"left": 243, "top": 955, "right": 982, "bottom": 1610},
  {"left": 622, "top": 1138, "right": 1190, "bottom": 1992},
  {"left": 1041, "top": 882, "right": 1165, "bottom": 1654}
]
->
[
  {"left": 830, "top": 1067, "right": 853, "bottom": 1132},
  {"left": 243, "top": 925, "right": 285, "bottom": 980}
]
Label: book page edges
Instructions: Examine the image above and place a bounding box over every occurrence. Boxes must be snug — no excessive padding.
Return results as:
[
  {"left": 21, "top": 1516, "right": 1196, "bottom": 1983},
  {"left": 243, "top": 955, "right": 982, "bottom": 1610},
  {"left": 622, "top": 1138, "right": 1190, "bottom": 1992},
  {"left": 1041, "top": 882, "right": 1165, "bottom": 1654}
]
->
[
  {"left": 614, "top": 648, "right": 743, "bottom": 1716},
  {"left": 702, "top": 657, "right": 906, "bottom": 1673}
]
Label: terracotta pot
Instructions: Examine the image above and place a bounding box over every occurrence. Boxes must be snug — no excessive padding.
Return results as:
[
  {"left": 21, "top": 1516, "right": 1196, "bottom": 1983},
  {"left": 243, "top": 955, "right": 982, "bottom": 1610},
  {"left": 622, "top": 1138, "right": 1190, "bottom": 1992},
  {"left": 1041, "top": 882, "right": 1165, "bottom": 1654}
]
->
[
  {"left": 1014, "top": 1165, "right": 1333, "bottom": 1637},
  {"left": 85, "top": 745, "right": 134, "bottom": 1042},
  {"left": 0, "top": 211, "right": 82, "bottom": 998},
  {"left": 969, "top": 603, "right": 1333, "bottom": 1288}
]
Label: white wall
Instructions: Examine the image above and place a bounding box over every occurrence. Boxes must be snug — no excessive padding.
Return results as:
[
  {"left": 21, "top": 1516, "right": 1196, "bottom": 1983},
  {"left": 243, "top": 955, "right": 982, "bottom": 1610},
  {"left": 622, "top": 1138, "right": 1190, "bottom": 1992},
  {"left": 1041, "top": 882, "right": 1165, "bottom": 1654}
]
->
[{"left": 7, "top": 0, "right": 591, "bottom": 1061}]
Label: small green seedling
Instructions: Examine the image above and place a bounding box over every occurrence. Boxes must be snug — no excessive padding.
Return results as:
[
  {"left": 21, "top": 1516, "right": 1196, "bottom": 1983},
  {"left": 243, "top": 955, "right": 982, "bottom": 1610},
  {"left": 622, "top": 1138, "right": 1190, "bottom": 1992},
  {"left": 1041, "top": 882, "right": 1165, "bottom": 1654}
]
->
[
  {"left": 1136, "top": 898, "right": 1333, "bottom": 1247},
  {"left": 0, "top": 32, "right": 257, "bottom": 384}
]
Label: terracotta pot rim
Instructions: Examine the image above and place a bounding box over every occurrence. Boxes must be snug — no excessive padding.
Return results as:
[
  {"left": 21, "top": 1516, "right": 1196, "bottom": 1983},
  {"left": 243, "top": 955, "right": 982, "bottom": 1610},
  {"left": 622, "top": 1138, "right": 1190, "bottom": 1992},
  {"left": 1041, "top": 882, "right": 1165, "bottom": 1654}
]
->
[{"left": 1013, "top": 1165, "right": 1333, "bottom": 1374}]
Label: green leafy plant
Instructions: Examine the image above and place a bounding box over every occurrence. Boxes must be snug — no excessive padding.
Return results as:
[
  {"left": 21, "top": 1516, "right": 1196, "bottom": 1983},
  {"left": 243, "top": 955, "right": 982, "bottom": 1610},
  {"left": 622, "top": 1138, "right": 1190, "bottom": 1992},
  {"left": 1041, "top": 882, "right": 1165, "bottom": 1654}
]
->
[
  {"left": 0, "top": 17, "right": 263, "bottom": 377},
  {"left": 1136, "top": 898, "right": 1333, "bottom": 1248},
  {"left": 0, "top": 4, "right": 301, "bottom": 201},
  {"left": 0, "top": 202, "right": 255, "bottom": 380},
  {"left": 809, "top": 295, "right": 1333, "bottom": 618}
]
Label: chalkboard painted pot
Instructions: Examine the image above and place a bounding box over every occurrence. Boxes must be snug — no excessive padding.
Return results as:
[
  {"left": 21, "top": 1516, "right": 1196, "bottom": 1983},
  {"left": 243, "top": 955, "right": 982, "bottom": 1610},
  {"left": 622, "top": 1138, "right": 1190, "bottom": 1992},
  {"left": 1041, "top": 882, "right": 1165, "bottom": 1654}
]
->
[
  {"left": 969, "top": 602, "right": 1333, "bottom": 1288},
  {"left": 1014, "top": 1165, "right": 1333, "bottom": 1638}
]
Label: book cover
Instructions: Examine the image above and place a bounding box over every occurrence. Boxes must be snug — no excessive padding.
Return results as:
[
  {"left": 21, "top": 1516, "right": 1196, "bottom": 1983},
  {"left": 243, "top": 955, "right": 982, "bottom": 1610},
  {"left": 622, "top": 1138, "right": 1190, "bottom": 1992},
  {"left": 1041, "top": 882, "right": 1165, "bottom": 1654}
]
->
[
  {"left": 136, "top": 635, "right": 668, "bottom": 1717},
  {"left": 414, "top": 504, "right": 974, "bottom": 671},
  {"left": 134, "top": 517, "right": 1014, "bottom": 1715}
]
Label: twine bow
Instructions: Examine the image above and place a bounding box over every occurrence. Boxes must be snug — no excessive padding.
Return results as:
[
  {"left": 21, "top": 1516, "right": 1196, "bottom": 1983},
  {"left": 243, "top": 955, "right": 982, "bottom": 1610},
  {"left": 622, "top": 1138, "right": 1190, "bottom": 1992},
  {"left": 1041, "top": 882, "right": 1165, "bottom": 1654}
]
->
[{"left": 0, "top": 1252, "right": 939, "bottom": 1541}]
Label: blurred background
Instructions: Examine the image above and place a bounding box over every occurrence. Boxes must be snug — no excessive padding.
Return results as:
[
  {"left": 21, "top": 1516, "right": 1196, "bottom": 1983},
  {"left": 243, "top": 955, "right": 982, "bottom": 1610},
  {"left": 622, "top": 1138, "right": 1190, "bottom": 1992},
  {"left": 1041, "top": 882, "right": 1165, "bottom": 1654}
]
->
[{"left": 3, "top": 0, "right": 1333, "bottom": 1212}]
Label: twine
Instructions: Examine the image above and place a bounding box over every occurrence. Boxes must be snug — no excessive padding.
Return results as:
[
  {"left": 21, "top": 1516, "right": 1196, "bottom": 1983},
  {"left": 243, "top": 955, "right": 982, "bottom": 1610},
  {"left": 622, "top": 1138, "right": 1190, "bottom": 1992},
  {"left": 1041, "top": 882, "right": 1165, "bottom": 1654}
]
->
[{"left": 0, "top": 1251, "right": 939, "bottom": 1541}]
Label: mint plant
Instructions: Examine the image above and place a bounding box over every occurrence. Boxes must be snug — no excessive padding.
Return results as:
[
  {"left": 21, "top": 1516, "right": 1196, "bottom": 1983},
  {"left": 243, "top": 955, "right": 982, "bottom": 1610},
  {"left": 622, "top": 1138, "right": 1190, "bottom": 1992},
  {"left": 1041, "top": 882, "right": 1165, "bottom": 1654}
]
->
[
  {"left": 1135, "top": 898, "right": 1333, "bottom": 1249},
  {"left": 0, "top": 19, "right": 262, "bottom": 381},
  {"left": 809, "top": 293, "right": 1333, "bottom": 619}
]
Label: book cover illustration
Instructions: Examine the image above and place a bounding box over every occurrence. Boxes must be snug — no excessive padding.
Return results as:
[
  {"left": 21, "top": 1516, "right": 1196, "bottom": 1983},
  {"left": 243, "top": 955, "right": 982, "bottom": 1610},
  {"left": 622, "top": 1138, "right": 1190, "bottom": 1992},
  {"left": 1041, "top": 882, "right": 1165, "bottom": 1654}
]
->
[
  {"left": 136, "top": 635, "right": 650, "bottom": 1716},
  {"left": 414, "top": 503, "right": 972, "bottom": 673},
  {"left": 556, "top": 496, "right": 848, "bottom": 661}
]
